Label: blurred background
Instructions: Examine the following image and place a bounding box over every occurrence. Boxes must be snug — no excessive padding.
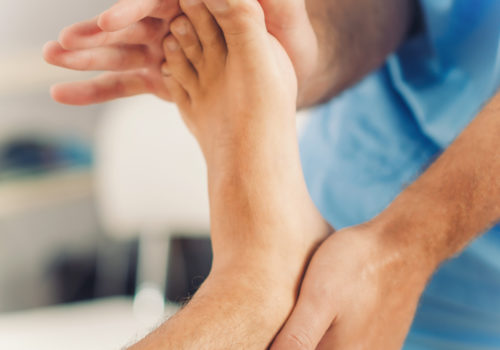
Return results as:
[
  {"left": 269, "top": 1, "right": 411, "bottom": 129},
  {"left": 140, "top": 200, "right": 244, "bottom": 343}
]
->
[{"left": 0, "top": 0, "right": 216, "bottom": 348}]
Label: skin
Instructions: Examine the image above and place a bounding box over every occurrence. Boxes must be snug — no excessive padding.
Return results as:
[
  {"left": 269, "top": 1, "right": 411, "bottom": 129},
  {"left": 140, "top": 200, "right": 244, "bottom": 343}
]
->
[
  {"left": 42, "top": 0, "right": 316, "bottom": 106},
  {"left": 129, "top": 0, "right": 330, "bottom": 348},
  {"left": 271, "top": 92, "right": 500, "bottom": 349},
  {"left": 42, "top": 0, "right": 416, "bottom": 107},
  {"left": 43, "top": 0, "right": 500, "bottom": 349}
]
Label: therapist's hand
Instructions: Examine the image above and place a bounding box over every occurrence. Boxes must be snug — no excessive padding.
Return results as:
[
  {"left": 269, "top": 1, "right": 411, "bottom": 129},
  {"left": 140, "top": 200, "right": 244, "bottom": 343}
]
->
[
  {"left": 43, "top": 0, "right": 319, "bottom": 106},
  {"left": 43, "top": 0, "right": 181, "bottom": 105},
  {"left": 271, "top": 221, "right": 435, "bottom": 350}
]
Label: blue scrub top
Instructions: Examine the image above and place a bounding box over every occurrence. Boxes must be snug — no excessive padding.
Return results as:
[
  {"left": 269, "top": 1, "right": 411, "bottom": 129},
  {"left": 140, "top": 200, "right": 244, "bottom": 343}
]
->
[{"left": 299, "top": 1, "right": 500, "bottom": 348}]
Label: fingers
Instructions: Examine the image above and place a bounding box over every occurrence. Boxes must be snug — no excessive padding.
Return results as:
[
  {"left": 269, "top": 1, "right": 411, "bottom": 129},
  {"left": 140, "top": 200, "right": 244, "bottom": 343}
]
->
[
  {"left": 50, "top": 70, "right": 171, "bottom": 105},
  {"left": 59, "top": 17, "right": 168, "bottom": 50},
  {"left": 58, "top": 17, "right": 103, "bottom": 50},
  {"left": 43, "top": 41, "right": 152, "bottom": 71},
  {"left": 98, "top": 0, "right": 178, "bottom": 32},
  {"left": 270, "top": 280, "right": 333, "bottom": 350}
]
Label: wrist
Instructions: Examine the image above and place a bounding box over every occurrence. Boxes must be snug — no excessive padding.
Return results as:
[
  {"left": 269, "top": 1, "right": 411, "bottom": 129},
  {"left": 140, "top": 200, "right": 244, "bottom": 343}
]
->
[
  {"left": 351, "top": 218, "right": 434, "bottom": 296},
  {"left": 371, "top": 191, "right": 459, "bottom": 276}
]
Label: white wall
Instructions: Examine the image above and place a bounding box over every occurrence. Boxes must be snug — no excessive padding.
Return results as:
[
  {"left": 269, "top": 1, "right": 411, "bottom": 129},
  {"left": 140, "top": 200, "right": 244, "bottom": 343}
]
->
[{"left": 0, "top": 0, "right": 117, "bottom": 311}]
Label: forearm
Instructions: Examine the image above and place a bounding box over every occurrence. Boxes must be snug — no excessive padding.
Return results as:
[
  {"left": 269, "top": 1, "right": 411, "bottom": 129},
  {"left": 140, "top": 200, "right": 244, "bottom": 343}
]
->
[
  {"left": 299, "top": 0, "right": 417, "bottom": 107},
  {"left": 375, "top": 92, "right": 500, "bottom": 270}
]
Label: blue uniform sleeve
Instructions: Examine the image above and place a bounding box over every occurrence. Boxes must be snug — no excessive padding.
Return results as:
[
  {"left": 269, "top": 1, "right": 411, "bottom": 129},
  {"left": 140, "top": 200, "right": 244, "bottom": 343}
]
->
[{"left": 387, "top": 0, "right": 500, "bottom": 148}]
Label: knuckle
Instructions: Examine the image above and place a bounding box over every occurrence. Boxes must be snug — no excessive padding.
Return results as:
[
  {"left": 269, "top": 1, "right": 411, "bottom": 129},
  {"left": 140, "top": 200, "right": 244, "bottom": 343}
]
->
[
  {"left": 117, "top": 49, "right": 127, "bottom": 69},
  {"left": 82, "top": 51, "right": 94, "bottom": 70}
]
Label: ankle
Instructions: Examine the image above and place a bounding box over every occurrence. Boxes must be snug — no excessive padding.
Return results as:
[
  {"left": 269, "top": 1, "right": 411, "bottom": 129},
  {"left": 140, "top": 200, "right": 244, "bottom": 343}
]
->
[
  {"left": 206, "top": 150, "right": 329, "bottom": 271},
  {"left": 202, "top": 265, "right": 299, "bottom": 326},
  {"left": 209, "top": 214, "right": 326, "bottom": 292}
]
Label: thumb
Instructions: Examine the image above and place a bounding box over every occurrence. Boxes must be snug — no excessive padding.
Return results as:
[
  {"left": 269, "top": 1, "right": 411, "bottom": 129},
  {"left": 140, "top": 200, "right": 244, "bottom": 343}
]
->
[
  {"left": 97, "top": 0, "right": 161, "bottom": 32},
  {"left": 271, "top": 284, "right": 333, "bottom": 350}
]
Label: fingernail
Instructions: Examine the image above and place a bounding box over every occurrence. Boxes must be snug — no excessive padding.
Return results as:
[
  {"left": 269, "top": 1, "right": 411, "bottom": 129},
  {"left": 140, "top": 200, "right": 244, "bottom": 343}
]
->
[
  {"left": 205, "top": 0, "right": 230, "bottom": 11},
  {"left": 166, "top": 39, "right": 179, "bottom": 51}
]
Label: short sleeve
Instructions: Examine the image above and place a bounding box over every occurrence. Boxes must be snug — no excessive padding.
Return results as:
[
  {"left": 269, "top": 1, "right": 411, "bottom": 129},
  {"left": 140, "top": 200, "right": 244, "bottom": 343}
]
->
[{"left": 387, "top": 0, "right": 500, "bottom": 148}]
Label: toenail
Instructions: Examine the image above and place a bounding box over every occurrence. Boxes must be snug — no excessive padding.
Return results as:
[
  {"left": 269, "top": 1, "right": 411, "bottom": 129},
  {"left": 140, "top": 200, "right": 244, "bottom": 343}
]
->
[
  {"left": 205, "top": 0, "right": 230, "bottom": 11},
  {"left": 161, "top": 63, "right": 171, "bottom": 76},
  {"left": 166, "top": 39, "right": 179, "bottom": 51},
  {"left": 174, "top": 21, "right": 188, "bottom": 36}
]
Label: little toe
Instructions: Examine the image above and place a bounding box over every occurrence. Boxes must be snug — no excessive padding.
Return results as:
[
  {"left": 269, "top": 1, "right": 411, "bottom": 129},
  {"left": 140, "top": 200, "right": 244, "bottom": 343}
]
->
[
  {"left": 162, "top": 35, "right": 198, "bottom": 94},
  {"left": 179, "top": 0, "right": 226, "bottom": 57},
  {"left": 170, "top": 15, "right": 203, "bottom": 69}
]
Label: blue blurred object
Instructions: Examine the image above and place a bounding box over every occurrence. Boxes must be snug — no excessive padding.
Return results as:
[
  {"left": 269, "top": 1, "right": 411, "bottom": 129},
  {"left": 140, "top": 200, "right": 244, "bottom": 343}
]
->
[
  {"left": 300, "top": 0, "right": 500, "bottom": 348},
  {"left": 2, "top": 140, "right": 59, "bottom": 170},
  {"left": 0, "top": 136, "right": 92, "bottom": 180}
]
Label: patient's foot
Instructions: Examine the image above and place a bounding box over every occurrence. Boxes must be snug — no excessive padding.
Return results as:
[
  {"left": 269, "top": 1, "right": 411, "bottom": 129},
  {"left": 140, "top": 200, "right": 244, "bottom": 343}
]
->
[
  {"left": 161, "top": 0, "right": 327, "bottom": 256},
  {"left": 259, "top": 0, "right": 319, "bottom": 95},
  {"left": 130, "top": 0, "right": 329, "bottom": 348},
  {"left": 162, "top": 0, "right": 298, "bottom": 158}
]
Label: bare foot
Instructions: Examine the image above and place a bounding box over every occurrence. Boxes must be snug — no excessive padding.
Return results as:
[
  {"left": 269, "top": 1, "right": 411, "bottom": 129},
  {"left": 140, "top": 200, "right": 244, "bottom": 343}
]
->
[
  {"left": 130, "top": 0, "right": 329, "bottom": 348},
  {"left": 44, "top": 0, "right": 318, "bottom": 106},
  {"left": 161, "top": 0, "right": 327, "bottom": 262},
  {"left": 258, "top": 0, "right": 319, "bottom": 94},
  {"left": 161, "top": 0, "right": 298, "bottom": 158}
]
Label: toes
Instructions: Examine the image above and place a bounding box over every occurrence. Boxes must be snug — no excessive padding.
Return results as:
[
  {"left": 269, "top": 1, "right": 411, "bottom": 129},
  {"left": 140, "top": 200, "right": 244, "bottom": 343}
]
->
[
  {"left": 161, "top": 74, "right": 190, "bottom": 111},
  {"left": 202, "top": 0, "right": 266, "bottom": 46},
  {"left": 179, "top": 0, "right": 226, "bottom": 56},
  {"left": 162, "top": 35, "right": 198, "bottom": 93},
  {"left": 170, "top": 15, "right": 203, "bottom": 68}
]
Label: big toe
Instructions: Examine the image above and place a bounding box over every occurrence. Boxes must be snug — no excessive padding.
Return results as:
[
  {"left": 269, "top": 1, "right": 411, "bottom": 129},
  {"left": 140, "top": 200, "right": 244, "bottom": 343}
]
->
[{"left": 203, "top": 0, "right": 266, "bottom": 46}]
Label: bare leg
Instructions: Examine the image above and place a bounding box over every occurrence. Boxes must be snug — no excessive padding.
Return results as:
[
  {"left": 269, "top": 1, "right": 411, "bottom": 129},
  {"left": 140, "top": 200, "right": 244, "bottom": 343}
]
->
[{"left": 129, "top": 0, "right": 330, "bottom": 348}]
